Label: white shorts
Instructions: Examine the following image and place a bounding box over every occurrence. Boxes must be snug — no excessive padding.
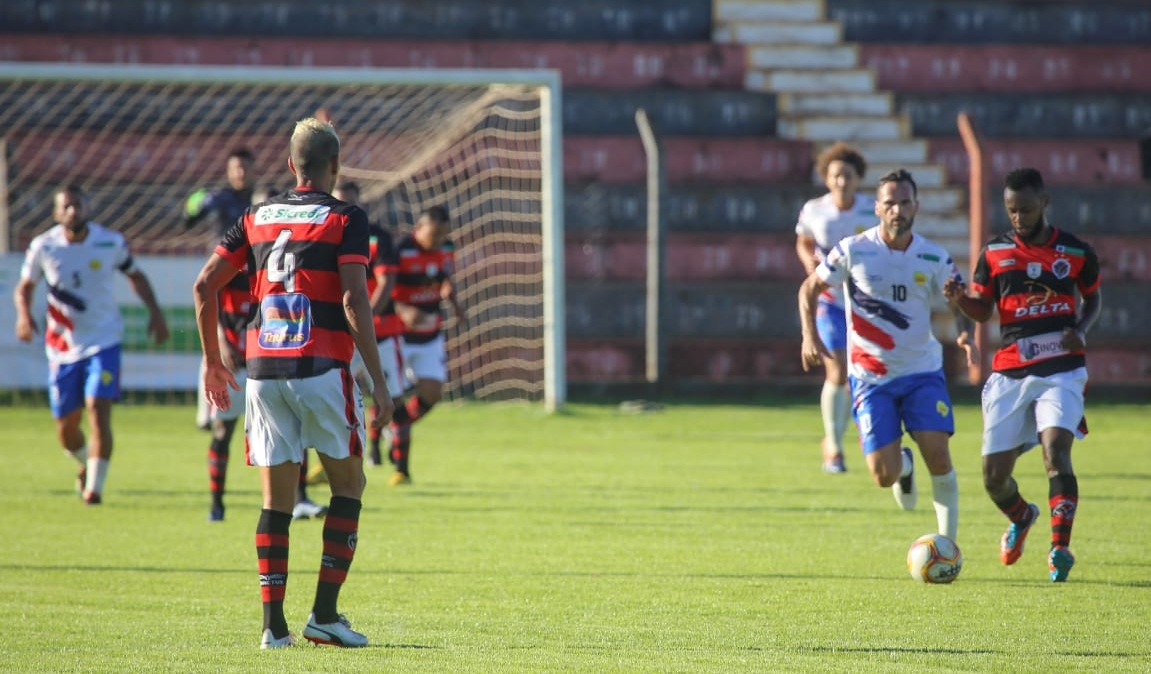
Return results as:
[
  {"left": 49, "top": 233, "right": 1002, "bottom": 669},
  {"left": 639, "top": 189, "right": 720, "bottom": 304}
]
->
[
  {"left": 244, "top": 368, "right": 365, "bottom": 467},
  {"left": 402, "top": 333, "right": 447, "bottom": 384},
  {"left": 198, "top": 362, "right": 246, "bottom": 422},
  {"left": 981, "top": 367, "right": 1088, "bottom": 456},
  {"left": 350, "top": 337, "right": 406, "bottom": 398}
]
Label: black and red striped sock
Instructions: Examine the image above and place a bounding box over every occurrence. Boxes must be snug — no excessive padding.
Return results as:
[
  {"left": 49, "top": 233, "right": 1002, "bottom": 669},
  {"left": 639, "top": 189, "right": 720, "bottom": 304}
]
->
[
  {"left": 994, "top": 490, "right": 1033, "bottom": 524},
  {"left": 404, "top": 396, "right": 435, "bottom": 425},
  {"left": 1049, "top": 474, "right": 1079, "bottom": 548},
  {"left": 312, "top": 496, "right": 362, "bottom": 623},
  {"left": 390, "top": 423, "right": 411, "bottom": 474},
  {"left": 256, "top": 509, "right": 292, "bottom": 638},
  {"left": 207, "top": 437, "right": 228, "bottom": 507}
]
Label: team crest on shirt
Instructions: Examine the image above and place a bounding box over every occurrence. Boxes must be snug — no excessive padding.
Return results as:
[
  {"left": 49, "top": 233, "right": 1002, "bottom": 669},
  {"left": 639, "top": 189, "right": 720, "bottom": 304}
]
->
[
  {"left": 89, "top": 259, "right": 102, "bottom": 271},
  {"left": 1026, "top": 262, "right": 1043, "bottom": 279},
  {"left": 913, "top": 271, "right": 927, "bottom": 286},
  {"left": 1051, "top": 258, "right": 1071, "bottom": 279}
]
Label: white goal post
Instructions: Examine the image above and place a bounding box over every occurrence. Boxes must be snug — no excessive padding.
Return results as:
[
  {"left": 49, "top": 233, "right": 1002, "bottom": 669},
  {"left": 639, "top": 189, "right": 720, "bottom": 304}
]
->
[{"left": 0, "top": 63, "right": 566, "bottom": 411}]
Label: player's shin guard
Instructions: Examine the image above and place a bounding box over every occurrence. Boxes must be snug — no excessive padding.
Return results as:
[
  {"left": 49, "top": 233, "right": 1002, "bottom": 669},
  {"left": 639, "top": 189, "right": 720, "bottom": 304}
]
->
[
  {"left": 389, "top": 423, "right": 412, "bottom": 474},
  {"left": 312, "top": 496, "right": 362, "bottom": 623},
  {"left": 931, "top": 470, "right": 959, "bottom": 540},
  {"left": 1049, "top": 474, "right": 1078, "bottom": 549},
  {"left": 256, "top": 509, "right": 292, "bottom": 638}
]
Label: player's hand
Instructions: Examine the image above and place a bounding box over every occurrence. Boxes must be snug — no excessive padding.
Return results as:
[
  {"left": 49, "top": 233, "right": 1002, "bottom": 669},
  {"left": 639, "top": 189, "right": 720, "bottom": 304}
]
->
[
  {"left": 369, "top": 387, "right": 394, "bottom": 431},
  {"left": 943, "top": 278, "right": 967, "bottom": 304},
  {"left": 956, "top": 330, "right": 980, "bottom": 367},
  {"left": 15, "top": 315, "right": 37, "bottom": 342},
  {"left": 800, "top": 334, "right": 831, "bottom": 372},
  {"left": 202, "top": 359, "right": 240, "bottom": 412},
  {"left": 1060, "top": 327, "right": 1086, "bottom": 352},
  {"left": 148, "top": 310, "right": 170, "bottom": 345}
]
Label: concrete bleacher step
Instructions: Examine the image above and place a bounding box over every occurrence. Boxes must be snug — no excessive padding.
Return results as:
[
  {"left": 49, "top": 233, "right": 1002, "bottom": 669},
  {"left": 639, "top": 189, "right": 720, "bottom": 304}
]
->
[
  {"left": 914, "top": 187, "right": 966, "bottom": 213},
  {"left": 746, "top": 68, "right": 875, "bottom": 93},
  {"left": 780, "top": 92, "right": 892, "bottom": 116},
  {"left": 814, "top": 139, "right": 928, "bottom": 164},
  {"left": 814, "top": 138, "right": 930, "bottom": 164},
  {"left": 748, "top": 44, "right": 858, "bottom": 69},
  {"left": 860, "top": 162, "right": 948, "bottom": 188},
  {"left": 713, "top": 0, "right": 824, "bottom": 23},
  {"left": 714, "top": 21, "right": 842, "bottom": 45},
  {"left": 779, "top": 115, "right": 909, "bottom": 141}
]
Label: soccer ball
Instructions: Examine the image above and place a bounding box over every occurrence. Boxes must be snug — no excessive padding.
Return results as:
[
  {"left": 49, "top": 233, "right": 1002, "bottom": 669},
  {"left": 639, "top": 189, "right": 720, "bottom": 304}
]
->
[{"left": 906, "top": 533, "right": 963, "bottom": 584}]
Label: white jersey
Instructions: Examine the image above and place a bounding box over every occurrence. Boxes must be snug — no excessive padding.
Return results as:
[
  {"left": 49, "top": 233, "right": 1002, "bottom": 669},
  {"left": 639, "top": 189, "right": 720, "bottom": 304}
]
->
[
  {"left": 795, "top": 193, "right": 876, "bottom": 307},
  {"left": 19, "top": 223, "right": 136, "bottom": 365},
  {"left": 817, "top": 227, "right": 962, "bottom": 385}
]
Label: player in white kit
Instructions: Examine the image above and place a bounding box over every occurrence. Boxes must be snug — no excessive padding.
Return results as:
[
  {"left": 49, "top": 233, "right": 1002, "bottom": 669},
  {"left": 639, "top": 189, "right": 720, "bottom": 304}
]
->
[
  {"left": 799, "top": 170, "right": 977, "bottom": 541},
  {"left": 14, "top": 185, "right": 169, "bottom": 504},
  {"left": 794, "top": 142, "right": 875, "bottom": 473}
]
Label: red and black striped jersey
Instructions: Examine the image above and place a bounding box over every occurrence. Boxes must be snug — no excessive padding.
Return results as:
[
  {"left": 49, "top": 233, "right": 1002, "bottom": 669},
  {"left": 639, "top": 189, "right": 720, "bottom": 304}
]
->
[
  {"left": 971, "top": 227, "right": 1101, "bottom": 378},
  {"left": 216, "top": 187, "right": 370, "bottom": 379},
  {"left": 217, "top": 270, "right": 252, "bottom": 354},
  {"left": 392, "top": 234, "right": 455, "bottom": 344},
  {"left": 367, "top": 224, "right": 403, "bottom": 339}
]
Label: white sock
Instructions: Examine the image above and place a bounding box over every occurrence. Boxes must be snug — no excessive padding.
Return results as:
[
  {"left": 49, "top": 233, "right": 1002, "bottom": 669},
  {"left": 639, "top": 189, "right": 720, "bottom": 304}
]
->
[
  {"left": 86, "top": 457, "right": 110, "bottom": 495},
  {"left": 65, "top": 446, "right": 87, "bottom": 465},
  {"left": 900, "top": 450, "right": 913, "bottom": 478},
  {"left": 931, "top": 470, "right": 959, "bottom": 540},
  {"left": 832, "top": 385, "right": 851, "bottom": 444},
  {"left": 819, "top": 382, "right": 842, "bottom": 453}
]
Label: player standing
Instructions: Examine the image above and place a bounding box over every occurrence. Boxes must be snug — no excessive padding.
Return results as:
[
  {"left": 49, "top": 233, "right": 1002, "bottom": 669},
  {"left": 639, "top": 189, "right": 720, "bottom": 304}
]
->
[
  {"left": 193, "top": 117, "right": 393, "bottom": 648},
  {"left": 14, "top": 185, "right": 169, "bottom": 504},
  {"left": 387, "top": 206, "right": 467, "bottom": 486},
  {"left": 794, "top": 142, "right": 875, "bottom": 473},
  {"left": 799, "top": 170, "right": 976, "bottom": 541},
  {"left": 947, "top": 168, "right": 1102, "bottom": 582},
  {"left": 331, "top": 181, "right": 408, "bottom": 467}
]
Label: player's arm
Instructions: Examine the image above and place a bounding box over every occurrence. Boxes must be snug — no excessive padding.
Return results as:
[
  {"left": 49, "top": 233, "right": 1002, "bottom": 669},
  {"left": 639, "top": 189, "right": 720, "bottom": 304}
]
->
[
  {"left": 1063, "top": 287, "right": 1102, "bottom": 351},
  {"left": 125, "top": 269, "right": 170, "bottom": 345},
  {"left": 193, "top": 253, "right": 242, "bottom": 409},
  {"left": 13, "top": 276, "right": 39, "bottom": 342},
  {"left": 183, "top": 188, "right": 213, "bottom": 228},
  {"left": 370, "top": 267, "right": 395, "bottom": 316},
  {"left": 440, "top": 276, "right": 467, "bottom": 326},
  {"left": 951, "top": 307, "right": 979, "bottom": 367},
  {"left": 795, "top": 233, "right": 820, "bottom": 275},
  {"left": 798, "top": 270, "right": 832, "bottom": 371},
  {"left": 340, "top": 262, "right": 394, "bottom": 429}
]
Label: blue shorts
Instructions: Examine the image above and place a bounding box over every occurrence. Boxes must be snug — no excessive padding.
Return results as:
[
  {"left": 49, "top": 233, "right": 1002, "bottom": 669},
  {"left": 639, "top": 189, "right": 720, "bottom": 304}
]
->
[
  {"left": 49, "top": 346, "right": 122, "bottom": 418},
  {"left": 850, "top": 369, "right": 954, "bottom": 454},
  {"left": 816, "top": 300, "right": 847, "bottom": 352}
]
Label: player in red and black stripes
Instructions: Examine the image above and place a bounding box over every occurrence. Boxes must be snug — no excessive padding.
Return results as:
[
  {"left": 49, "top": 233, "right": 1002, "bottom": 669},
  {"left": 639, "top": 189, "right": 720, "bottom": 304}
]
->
[
  {"left": 331, "top": 181, "right": 408, "bottom": 468},
  {"left": 202, "top": 269, "right": 251, "bottom": 522},
  {"left": 948, "top": 168, "right": 1102, "bottom": 583},
  {"left": 193, "top": 117, "right": 393, "bottom": 648},
  {"left": 386, "top": 206, "right": 467, "bottom": 486}
]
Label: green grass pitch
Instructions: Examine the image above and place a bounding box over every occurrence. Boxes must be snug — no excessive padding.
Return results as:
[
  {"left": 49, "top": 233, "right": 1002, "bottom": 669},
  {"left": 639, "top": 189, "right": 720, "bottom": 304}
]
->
[{"left": 1, "top": 398, "right": 1148, "bottom": 673}]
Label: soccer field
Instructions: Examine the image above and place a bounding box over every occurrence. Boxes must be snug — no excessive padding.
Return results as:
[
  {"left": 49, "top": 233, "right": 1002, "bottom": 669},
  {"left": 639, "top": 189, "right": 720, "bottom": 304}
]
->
[{"left": 1, "top": 399, "right": 1148, "bottom": 673}]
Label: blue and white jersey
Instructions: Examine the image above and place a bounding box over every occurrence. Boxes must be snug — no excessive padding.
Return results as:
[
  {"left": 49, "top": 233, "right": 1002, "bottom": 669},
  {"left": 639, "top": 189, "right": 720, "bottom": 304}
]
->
[{"left": 817, "top": 227, "right": 962, "bottom": 385}]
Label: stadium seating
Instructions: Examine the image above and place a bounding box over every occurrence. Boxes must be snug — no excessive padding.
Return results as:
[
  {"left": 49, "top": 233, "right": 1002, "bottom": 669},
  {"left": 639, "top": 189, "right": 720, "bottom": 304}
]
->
[{"left": 3, "top": 0, "right": 1149, "bottom": 386}]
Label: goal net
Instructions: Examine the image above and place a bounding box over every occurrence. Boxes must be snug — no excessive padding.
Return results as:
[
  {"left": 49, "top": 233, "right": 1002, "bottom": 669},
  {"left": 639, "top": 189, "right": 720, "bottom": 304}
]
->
[{"left": 0, "top": 64, "right": 565, "bottom": 410}]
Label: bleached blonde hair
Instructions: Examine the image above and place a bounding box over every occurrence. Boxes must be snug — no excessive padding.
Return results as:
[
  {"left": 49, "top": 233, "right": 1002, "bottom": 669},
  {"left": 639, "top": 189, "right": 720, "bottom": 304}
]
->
[{"left": 289, "top": 117, "right": 340, "bottom": 178}]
